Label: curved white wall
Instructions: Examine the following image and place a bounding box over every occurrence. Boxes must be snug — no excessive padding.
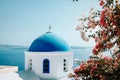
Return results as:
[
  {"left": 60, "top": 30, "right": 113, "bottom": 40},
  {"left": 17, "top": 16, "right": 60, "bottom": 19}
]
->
[{"left": 25, "top": 52, "right": 73, "bottom": 79}]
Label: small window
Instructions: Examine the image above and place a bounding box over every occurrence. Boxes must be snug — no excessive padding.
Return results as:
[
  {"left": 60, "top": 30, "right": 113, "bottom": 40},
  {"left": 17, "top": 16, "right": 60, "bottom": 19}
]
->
[
  {"left": 28, "top": 59, "right": 32, "bottom": 70},
  {"left": 64, "top": 63, "right": 66, "bottom": 66},
  {"left": 63, "top": 59, "right": 66, "bottom": 62},
  {"left": 43, "top": 59, "right": 50, "bottom": 73},
  {"left": 30, "top": 63, "right": 32, "bottom": 65},
  {"left": 64, "top": 67, "right": 66, "bottom": 70},
  {"left": 63, "top": 59, "right": 68, "bottom": 72}
]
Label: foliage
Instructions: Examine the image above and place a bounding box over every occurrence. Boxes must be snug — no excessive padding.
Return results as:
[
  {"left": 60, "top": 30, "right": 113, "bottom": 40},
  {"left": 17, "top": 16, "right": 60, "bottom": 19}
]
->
[
  {"left": 72, "top": 0, "right": 120, "bottom": 80},
  {"left": 76, "top": 0, "right": 120, "bottom": 55},
  {"left": 74, "top": 55, "right": 120, "bottom": 80}
]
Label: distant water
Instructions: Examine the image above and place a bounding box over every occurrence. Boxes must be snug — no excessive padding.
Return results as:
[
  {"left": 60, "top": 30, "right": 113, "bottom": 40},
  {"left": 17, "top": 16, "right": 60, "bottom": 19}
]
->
[{"left": 0, "top": 45, "right": 92, "bottom": 71}]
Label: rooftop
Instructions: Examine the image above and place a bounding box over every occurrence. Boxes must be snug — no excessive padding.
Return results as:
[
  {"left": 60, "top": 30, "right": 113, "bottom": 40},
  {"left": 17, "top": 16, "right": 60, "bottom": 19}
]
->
[{"left": 29, "top": 32, "right": 71, "bottom": 52}]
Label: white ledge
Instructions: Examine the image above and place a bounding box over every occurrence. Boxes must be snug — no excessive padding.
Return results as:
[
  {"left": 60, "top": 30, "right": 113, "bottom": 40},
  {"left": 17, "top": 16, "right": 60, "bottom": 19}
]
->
[{"left": 0, "top": 66, "right": 18, "bottom": 73}]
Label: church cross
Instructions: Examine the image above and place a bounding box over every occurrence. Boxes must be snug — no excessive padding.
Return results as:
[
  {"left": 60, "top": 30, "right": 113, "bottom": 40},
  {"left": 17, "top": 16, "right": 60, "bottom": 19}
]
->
[{"left": 48, "top": 25, "right": 52, "bottom": 32}]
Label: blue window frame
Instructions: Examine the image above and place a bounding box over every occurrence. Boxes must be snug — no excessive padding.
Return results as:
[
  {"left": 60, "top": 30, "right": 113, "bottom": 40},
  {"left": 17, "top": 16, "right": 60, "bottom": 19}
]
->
[{"left": 43, "top": 59, "right": 50, "bottom": 73}]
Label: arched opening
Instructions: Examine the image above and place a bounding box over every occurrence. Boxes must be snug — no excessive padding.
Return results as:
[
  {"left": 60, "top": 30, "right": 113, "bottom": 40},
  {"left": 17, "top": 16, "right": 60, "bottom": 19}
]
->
[{"left": 43, "top": 59, "right": 50, "bottom": 73}]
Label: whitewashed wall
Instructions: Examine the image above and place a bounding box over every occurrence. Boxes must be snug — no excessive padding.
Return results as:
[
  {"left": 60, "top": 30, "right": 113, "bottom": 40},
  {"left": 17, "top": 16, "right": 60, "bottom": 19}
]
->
[{"left": 25, "top": 52, "right": 73, "bottom": 79}]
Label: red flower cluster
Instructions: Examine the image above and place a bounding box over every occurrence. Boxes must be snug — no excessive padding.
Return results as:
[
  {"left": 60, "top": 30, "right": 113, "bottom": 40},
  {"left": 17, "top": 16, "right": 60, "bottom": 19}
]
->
[
  {"left": 92, "top": 42, "right": 102, "bottom": 55},
  {"left": 74, "top": 56, "right": 120, "bottom": 80},
  {"left": 74, "top": 0, "right": 120, "bottom": 79},
  {"left": 76, "top": 0, "right": 120, "bottom": 55},
  {"left": 99, "top": 8, "right": 108, "bottom": 27}
]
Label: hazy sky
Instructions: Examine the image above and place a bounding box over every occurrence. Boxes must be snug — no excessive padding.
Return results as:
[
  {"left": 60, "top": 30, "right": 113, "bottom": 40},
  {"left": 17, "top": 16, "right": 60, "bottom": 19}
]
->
[{"left": 0, "top": 0, "right": 99, "bottom": 46}]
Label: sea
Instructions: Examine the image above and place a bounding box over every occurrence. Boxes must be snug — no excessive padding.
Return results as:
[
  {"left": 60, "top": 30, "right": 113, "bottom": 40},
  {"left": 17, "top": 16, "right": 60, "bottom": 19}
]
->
[{"left": 0, "top": 44, "right": 92, "bottom": 71}]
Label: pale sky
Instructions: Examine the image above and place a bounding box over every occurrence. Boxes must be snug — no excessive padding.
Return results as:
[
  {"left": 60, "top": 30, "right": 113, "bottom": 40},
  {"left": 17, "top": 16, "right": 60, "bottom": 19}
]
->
[{"left": 0, "top": 0, "right": 99, "bottom": 47}]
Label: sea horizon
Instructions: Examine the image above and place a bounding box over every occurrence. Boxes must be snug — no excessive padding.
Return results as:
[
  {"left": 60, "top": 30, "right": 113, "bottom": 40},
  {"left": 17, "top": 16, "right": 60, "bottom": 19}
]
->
[{"left": 0, "top": 44, "right": 93, "bottom": 71}]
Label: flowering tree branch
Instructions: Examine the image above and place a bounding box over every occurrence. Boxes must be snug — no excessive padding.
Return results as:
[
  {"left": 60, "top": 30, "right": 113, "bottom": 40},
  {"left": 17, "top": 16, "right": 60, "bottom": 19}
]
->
[{"left": 76, "top": 0, "right": 120, "bottom": 55}]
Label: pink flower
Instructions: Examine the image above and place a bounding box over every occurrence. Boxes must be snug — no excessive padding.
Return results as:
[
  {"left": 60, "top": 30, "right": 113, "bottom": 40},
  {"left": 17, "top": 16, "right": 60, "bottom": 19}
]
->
[
  {"left": 78, "top": 63, "right": 88, "bottom": 71},
  {"left": 103, "top": 56, "right": 113, "bottom": 64},
  {"left": 95, "top": 37, "right": 101, "bottom": 43},
  {"left": 104, "top": 56, "right": 110, "bottom": 60},
  {"left": 99, "top": 9, "right": 108, "bottom": 27},
  {"left": 90, "top": 65, "right": 97, "bottom": 74},
  {"left": 90, "top": 69, "right": 94, "bottom": 75},
  {"left": 106, "top": 42, "right": 113, "bottom": 49},
  {"left": 92, "top": 64, "right": 97, "bottom": 69},
  {"left": 88, "top": 20, "right": 96, "bottom": 28},
  {"left": 74, "top": 67, "right": 80, "bottom": 73},
  {"left": 99, "top": 75, "right": 104, "bottom": 80},
  {"left": 92, "top": 48, "right": 98, "bottom": 55},
  {"left": 117, "top": 54, "right": 120, "bottom": 59},
  {"left": 95, "top": 42, "right": 102, "bottom": 49},
  {"left": 87, "top": 59, "right": 94, "bottom": 63},
  {"left": 99, "top": 0, "right": 104, "bottom": 6},
  {"left": 114, "top": 62, "right": 119, "bottom": 69},
  {"left": 80, "top": 63, "right": 86, "bottom": 68},
  {"left": 92, "top": 42, "right": 102, "bottom": 55},
  {"left": 117, "top": 30, "right": 120, "bottom": 36}
]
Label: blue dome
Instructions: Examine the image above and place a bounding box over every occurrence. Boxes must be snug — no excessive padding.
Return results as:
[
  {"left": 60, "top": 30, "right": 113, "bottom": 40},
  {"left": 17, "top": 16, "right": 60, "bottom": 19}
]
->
[{"left": 29, "top": 32, "right": 71, "bottom": 52}]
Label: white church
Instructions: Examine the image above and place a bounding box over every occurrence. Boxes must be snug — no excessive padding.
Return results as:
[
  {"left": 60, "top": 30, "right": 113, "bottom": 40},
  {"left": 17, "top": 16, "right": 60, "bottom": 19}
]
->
[{"left": 25, "top": 29, "right": 73, "bottom": 80}]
